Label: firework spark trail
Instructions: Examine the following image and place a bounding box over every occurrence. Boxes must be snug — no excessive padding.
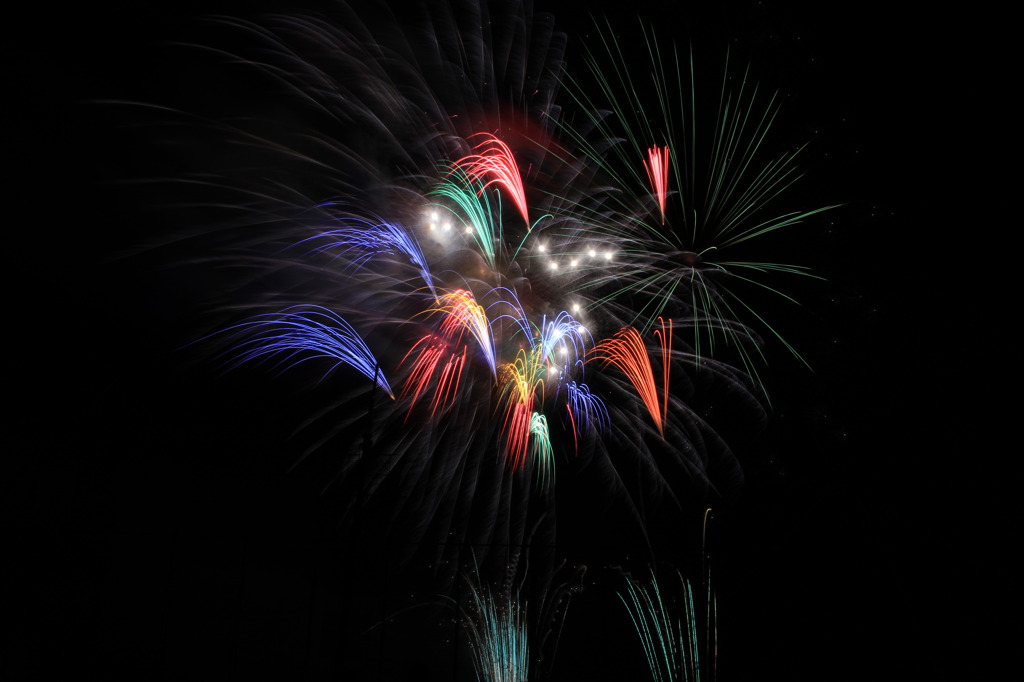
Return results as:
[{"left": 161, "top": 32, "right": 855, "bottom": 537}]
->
[
  {"left": 427, "top": 169, "right": 504, "bottom": 269},
  {"left": 432, "top": 289, "right": 498, "bottom": 375},
  {"left": 398, "top": 336, "right": 467, "bottom": 418},
  {"left": 218, "top": 305, "right": 394, "bottom": 397},
  {"left": 529, "top": 412, "right": 555, "bottom": 490},
  {"left": 563, "top": 381, "right": 610, "bottom": 437},
  {"left": 654, "top": 316, "right": 673, "bottom": 429},
  {"left": 536, "top": 310, "right": 590, "bottom": 369},
  {"left": 464, "top": 581, "right": 530, "bottom": 682},
  {"left": 453, "top": 555, "right": 589, "bottom": 682},
  {"left": 645, "top": 144, "right": 671, "bottom": 224},
  {"left": 498, "top": 347, "right": 546, "bottom": 471},
  {"left": 619, "top": 569, "right": 715, "bottom": 682},
  {"left": 589, "top": 321, "right": 672, "bottom": 437},
  {"left": 398, "top": 287, "right": 500, "bottom": 418},
  {"left": 291, "top": 208, "right": 437, "bottom": 298},
  {"left": 454, "top": 132, "right": 531, "bottom": 226}
]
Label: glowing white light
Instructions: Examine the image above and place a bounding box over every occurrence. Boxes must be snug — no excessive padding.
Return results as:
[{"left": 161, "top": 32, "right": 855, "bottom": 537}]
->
[
  {"left": 570, "top": 258, "right": 578, "bottom": 267},
  {"left": 571, "top": 303, "right": 581, "bottom": 313},
  {"left": 604, "top": 251, "right": 613, "bottom": 261},
  {"left": 588, "top": 248, "right": 596, "bottom": 258},
  {"left": 538, "top": 243, "right": 547, "bottom": 252}
]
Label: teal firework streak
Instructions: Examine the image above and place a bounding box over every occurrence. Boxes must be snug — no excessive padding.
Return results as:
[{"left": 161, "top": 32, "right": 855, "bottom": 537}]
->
[
  {"left": 464, "top": 582, "right": 530, "bottom": 682},
  {"left": 620, "top": 569, "right": 716, "bottom": 682},
  {"left": 134, "top": 0, "right": 832, "bottom": 584},
  {"left": 428, "top": 167, "right": 507, "bottom": 271}
]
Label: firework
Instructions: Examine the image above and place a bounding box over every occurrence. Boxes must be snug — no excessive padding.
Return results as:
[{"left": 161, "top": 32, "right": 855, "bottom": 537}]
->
[
  {"left": 553, "top": 19, "right": 839, "bottom": 388},
  {"left": 456, "top": 555, "right": 584, "bottom": 681},
  {"left": 589, "top": 317, "right": 672, "bottom": 437},
  {"left": 136, "top": 0, "right": 831, "bottom": 591},
  {"left": 463, "top": 580, "right": 530, "bottom": 682},
  {"left": 619, "top": 567, "right": 716, "bottom": 682}
]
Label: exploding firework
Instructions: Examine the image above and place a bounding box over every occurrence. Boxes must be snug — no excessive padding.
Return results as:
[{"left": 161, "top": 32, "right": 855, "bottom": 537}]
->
[{"left": 128, "top": 0, "right": 833, "bottom": 597}]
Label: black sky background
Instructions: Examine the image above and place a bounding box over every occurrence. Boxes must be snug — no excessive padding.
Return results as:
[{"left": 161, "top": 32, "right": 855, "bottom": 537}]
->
[{"left": 6, "top": 1, "right": 999, "bottom": 680}]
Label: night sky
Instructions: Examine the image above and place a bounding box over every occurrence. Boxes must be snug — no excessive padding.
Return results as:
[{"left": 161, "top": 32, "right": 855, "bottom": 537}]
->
[{"left": 6, "top": 1, "right": 996, "bottom": 680}]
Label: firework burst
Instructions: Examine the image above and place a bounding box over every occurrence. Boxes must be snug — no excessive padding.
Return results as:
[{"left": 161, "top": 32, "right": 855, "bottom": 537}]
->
[
  {"left": 131, "top": 0, "right": 832, "bottom": 594},
  {"left": 457, "top": 554, "right": 584, "bottom": 682},
  {"left": 551, "top": 19, "right": 839, "bottom": 389}
]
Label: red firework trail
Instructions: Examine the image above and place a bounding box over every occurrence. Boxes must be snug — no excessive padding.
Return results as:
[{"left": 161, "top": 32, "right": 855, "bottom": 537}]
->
[
  {"left": 644, "top": 145, "right": 671, "bottom": 224},
  {"left": 454, "top": 132, "right": 530, "bottom": 225}
]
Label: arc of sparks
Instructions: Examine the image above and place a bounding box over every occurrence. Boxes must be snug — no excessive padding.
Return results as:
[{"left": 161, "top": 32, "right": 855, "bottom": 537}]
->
[
  {"left": 398, "top": 337, "right": 467, "bottom": 419},
  {"left": 434, "top": 289, "right": 497, "bottom": 376},
  {"left": 530, "top": 412, "right": 555, "bottom": 491},
  {"left": 293, "top": 211, "right": 436, "bottom": 298},
  {"left": 589, "top": 318, "right": 673, "bottom": 437},
  {"left": 223, "top": 305, "right": 394, "bottom": 398},
  {"left": 428, "top": 168, "right": 502, "bottom": 269},
  {"left": 564, "top": 381, "right": 610, "bottom": 436},
  {"left": 537, "top": 310, "right": 589, "bottom": 369},
  {"left": 454, "top": 132, "right": 530, "bottom": 225},
  {"left": 644, "top": 144, "right": 671, "bottom": 224},
  {"left": 399, "top": 289, "right": 496, "bottom": 417},
  {"left": 498, "top": 347, "right": 547, "bottom": 471}
]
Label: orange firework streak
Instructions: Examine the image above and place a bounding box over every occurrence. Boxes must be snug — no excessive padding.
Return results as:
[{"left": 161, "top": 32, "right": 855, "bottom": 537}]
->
[
  {"left": 454, "top": 132, "right": 530, "bottom": 225},
  {"left": 643, "top": 145, "right": 671, "bottom": 224},
  {"left": 590, "top": 318, "right": 673, "bottom": 437},
  {"left": 653, "top": 317, "right": 672, "bottom": 430}
]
